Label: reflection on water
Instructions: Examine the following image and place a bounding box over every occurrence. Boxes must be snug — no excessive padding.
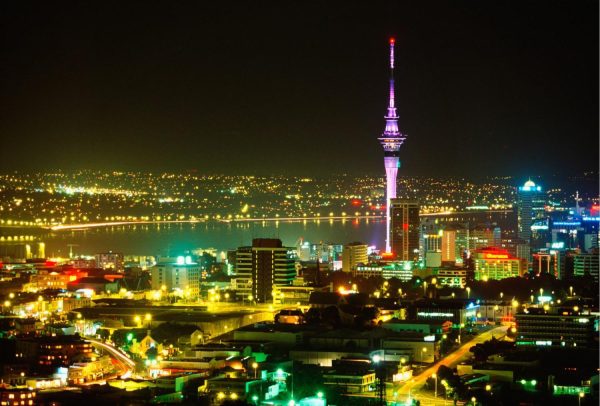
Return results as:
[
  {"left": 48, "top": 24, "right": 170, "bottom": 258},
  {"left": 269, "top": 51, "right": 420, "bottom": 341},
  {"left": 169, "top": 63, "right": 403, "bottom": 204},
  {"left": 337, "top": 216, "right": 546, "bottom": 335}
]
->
[{"left": 41, "top": 219, "right": 386, "bottom": 256}]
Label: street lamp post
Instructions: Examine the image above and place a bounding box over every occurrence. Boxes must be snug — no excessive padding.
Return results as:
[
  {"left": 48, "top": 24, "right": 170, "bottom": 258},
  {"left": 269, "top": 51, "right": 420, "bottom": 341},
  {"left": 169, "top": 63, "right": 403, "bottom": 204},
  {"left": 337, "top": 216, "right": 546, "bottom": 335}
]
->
[
  {"left": 252, "top": 362, "right": 258, "bottom": 379},
  {"left": 466, "top": 287, "right": 471, "bottom": 299},
  {"left": 432, "top": 373, "right": 437, "bottom": 398},
  {"left": 578, "top": 391, "right": 584, "bottom": 406}
]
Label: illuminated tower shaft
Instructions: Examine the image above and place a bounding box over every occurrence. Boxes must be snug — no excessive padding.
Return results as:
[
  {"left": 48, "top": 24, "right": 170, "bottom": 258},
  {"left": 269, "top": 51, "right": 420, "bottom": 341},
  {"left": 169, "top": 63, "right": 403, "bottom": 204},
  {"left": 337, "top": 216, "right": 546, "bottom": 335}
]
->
[{"left": 378, "top": 37, "right": 406, "bottom": 253}]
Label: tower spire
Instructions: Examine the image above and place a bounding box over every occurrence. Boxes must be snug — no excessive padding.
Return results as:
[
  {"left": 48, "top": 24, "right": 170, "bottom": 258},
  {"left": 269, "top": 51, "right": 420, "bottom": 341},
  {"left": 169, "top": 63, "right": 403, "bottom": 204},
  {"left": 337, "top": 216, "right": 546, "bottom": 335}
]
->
[{"left": 388, "top": 37, "right": 396, "bottom": 112}]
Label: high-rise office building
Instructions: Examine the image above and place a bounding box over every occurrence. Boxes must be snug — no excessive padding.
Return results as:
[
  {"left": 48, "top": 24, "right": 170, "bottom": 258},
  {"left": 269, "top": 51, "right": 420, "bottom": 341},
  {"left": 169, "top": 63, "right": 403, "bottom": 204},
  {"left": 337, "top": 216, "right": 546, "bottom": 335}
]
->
[
  {"left": 378, "top": 37, "right": 407, "bottom": 252},
  {"left": 234, "top": 239, "right": 296, "bottom": 303},
  {"left": 573, "top": 251, "right": 599, "bottom": 282},
  {"left": 441, "top": 230, "right": 457, "bottom": 263},
  {"left": 517, "top": 180, "right": 543, "bottom": 244},
  {"left": 342, "top": 242, "right": 368, "bottom": 273},
  {"left": 390, "top": 199, "right": 420, "bottom": 261}
]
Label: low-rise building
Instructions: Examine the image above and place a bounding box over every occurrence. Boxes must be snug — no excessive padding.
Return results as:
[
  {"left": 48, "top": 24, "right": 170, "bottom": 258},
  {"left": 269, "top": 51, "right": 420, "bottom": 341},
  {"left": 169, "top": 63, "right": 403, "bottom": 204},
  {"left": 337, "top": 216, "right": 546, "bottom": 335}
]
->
[
  {"left": 16, "top": 335, "right": 93, "bottom": 369},
  {"left": 68, "top": 355, "right": 114, "bottom": 384},
  {"left": 322, "top": 367, "right": 375, "bottom": 394},
  {"left": 0, "top": 389, "right": 37, "bottom": 406},
  {"left": 515, "top": 308, "right": 598, "bottom": 349},
  {"left": 150, "top": 257, "right": 200, "bottom": 298}
]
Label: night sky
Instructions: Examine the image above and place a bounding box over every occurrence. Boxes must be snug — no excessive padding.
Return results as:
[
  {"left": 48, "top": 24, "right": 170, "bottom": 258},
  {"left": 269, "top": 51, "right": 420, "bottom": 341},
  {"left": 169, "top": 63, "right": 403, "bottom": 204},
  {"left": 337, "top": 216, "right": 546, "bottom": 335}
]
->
[{"left": 1, "top": 1, "right": 597, "bottom": 177}]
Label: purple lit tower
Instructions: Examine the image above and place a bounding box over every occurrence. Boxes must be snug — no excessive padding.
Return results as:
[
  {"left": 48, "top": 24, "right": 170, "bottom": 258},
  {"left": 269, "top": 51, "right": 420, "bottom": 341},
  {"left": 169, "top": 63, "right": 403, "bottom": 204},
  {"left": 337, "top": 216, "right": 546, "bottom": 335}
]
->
[{"left": 378, "top": 37, "right": 406, "bottom": 253}]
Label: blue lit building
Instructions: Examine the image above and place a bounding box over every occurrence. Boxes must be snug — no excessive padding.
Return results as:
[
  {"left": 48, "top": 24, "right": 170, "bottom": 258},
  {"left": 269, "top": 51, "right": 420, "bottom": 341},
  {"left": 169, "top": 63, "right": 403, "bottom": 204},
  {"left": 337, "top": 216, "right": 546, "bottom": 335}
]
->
[{"left": 517, "top": 180, "right": 544, "bottom": 245}]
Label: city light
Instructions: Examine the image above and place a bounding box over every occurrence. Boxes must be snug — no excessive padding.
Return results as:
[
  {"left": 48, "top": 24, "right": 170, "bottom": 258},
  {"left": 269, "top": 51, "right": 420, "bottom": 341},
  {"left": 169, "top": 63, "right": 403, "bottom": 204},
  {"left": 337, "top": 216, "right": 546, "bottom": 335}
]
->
[{"left": 0, "top": 6, "right": 595, "bottom": 406}]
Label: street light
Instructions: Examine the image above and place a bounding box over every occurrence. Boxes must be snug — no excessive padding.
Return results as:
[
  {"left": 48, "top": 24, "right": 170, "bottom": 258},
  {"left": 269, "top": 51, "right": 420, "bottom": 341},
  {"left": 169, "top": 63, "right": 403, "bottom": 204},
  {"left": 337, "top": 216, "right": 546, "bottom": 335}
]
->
[
  {"left": 466, "top": 287, "right": 471, "bottom": 299},
  {"left": 432, "top": 373, "right": 438, "bottom": 398},
  {"left": 471, "top": 396, "right": 477, "bottom": 405},
  {"left": 252, "top": 362, "right": 258, "bottom": 379},
  {"left": 578, "top": 391, "right": 584, "bottom": 406}
]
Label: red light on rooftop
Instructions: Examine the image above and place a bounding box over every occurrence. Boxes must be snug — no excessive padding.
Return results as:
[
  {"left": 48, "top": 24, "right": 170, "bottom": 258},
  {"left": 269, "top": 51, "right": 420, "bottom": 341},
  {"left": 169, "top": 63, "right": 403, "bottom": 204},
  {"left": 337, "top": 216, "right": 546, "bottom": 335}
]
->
[
  {"left": 381, "top": 252, "right": 395, "bottom": 259},
  {"left": 351, "top": 199, "right": 362, "bottom": 207},
  {"left": 44, "top": 261, "right": 56, "bottom": 267},
  {"left": 389, "top": 37, "right": 395, "bottom": 45}
]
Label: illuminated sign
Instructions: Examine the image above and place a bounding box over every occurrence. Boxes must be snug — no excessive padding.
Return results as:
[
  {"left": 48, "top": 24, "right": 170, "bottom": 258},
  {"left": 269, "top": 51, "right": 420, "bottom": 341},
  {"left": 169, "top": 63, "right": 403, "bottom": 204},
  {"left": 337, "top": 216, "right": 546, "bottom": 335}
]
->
[
  {"left": 423, "top": 335, "right": 435, "bottom": 342},
  {"left": 553, "top": 221, "right": 581, "bottom": 226},
  {"left": 550, "top": 242, "right": 564, "bottom": 249},
  {"left": 176, "top": 255, "right": 194, "bottom": 265},
  {"left": 582, "top": 216, "right": 599, "bottom": 222},
  {"left": 484, "top": 253, "right": 509, "bottom": 259},
  {"left": 537, "top": 296, "right": 552, "bottom": 303},
  {"left": 535, "top": 340, "right": 552, "bottom": 346},
  {"left": 577, "top": 318, "right": 589, "bottom": 323},
  {"left": 531, "top": 225, "right": 549, "bottom": 230},
  {"left": 417, "top": 312, "right": 454, "bottom": 318}
]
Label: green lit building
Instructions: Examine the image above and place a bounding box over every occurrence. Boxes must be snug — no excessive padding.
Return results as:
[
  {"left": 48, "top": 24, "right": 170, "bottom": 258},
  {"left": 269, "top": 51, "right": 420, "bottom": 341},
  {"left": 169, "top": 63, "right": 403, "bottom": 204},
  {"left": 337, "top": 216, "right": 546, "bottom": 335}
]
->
[{"left": 515, "top": 308, "right": 598, "bottom": 349}]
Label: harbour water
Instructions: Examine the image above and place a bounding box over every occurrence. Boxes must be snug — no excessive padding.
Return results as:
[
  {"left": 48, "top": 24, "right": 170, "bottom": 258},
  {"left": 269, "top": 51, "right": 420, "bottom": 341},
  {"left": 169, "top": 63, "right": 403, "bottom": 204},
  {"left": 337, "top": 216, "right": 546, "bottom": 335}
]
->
[{"left": 40, "top": 219, "right": 386, "bottom": 257}]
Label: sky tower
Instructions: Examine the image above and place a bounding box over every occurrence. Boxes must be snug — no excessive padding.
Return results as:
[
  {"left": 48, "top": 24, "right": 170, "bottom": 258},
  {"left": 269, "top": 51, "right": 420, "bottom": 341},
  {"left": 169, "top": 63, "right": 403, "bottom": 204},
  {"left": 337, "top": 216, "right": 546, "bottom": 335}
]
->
[{"left": 378, "top": 37, "right": 406, "bottom": 253}]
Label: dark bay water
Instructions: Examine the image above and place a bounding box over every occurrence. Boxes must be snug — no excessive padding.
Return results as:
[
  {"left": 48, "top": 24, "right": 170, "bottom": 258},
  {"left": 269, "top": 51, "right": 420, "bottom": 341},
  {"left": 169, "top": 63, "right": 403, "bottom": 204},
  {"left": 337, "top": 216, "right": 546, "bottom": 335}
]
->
[{"left": 42, "top": 219, "right": 386, "bottom": 257}]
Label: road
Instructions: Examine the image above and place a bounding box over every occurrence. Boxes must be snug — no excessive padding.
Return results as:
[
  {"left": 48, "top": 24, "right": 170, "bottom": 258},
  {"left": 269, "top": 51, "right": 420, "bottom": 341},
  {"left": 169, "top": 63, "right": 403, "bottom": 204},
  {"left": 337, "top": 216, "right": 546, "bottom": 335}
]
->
[
  {"left": 86, "top": 337, "right": 137, "bottom": 372},
  {"left": 47, "top": 215, "right": 382, "bottom": 231},
  {"left": 396, "top": 326, "right": 508, "bottom": 402}
]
